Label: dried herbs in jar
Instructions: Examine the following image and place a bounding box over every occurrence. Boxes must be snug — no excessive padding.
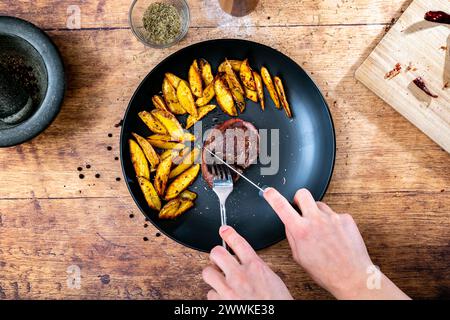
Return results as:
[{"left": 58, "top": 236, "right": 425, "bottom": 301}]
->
[{"left": 142, "top": 2, "right": 182, "bottom": 45}]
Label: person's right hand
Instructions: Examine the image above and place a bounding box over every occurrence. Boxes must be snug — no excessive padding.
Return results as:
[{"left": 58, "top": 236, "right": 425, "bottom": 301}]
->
[{"left": 263, "top": 188, "right": 409, "bottom": 300}]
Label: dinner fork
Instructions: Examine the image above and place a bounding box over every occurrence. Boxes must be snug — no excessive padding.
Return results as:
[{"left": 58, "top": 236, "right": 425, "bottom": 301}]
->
[{"left": 210, "top": 164, "right": 234, "bottom": 250}]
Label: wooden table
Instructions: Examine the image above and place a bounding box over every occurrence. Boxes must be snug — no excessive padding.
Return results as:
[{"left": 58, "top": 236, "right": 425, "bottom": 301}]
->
[{"left": 0, "top": 0, "right": 448, "bottom": 300}]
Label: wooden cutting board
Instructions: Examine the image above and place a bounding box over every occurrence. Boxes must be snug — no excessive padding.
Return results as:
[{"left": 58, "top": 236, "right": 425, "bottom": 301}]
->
[{"left": 356, "top": 0, "right": 450, "bottom": 153}]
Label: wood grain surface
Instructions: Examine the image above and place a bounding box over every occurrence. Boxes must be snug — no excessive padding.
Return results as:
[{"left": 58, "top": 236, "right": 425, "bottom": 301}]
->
[
  {"left": 0, "top": 0, "right": 449, "bottom": 300},
  {"left": 356, "top": 0, "right": 450, "bottom": 153}
]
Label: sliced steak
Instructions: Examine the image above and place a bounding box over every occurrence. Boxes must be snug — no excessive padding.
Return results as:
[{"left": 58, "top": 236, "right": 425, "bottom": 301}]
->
[{"left": 202, "top": 119, "right": 259, "bottom": 188}]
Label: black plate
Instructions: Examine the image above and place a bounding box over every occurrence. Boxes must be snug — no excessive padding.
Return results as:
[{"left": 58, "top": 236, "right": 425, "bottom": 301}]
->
[{"left": 120, "top": 39, "right": 335, "bottom": 252}]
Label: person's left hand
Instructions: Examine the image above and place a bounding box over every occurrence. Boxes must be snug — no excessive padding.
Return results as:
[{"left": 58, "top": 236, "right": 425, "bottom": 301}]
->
[{"left": 202, "top": 226, "right": 293, "bottom": 300}]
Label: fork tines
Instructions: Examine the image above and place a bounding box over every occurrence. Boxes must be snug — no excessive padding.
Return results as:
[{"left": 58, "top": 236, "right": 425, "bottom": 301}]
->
[{"left": 211, "top": 164, "right": 232, "bottom": 183}]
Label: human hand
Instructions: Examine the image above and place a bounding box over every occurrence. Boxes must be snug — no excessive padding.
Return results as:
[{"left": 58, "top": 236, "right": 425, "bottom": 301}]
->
[
  {"left": 202, "top": 225, "right": 293, "bottom": 300},
  {"left": 263, "top": 187, "right": 410, "bottom": 300}
]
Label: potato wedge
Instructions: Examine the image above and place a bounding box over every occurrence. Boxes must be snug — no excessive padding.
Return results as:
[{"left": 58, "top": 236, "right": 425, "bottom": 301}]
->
[
  {"left": 147, "top": 135, "right": 185, "bottom": 150},
  {"left": 244, "top": 86, "right": 258, "bottom": 102},
  {"left": 159, "top": 198, "right": 194, "bottom": 219},
  {"left": 199, "top": 58, "right": 214, "bottom": 86},
  {"left": 274, "top": 76, "right": 292, "bottom": 118},
  {"left": 169, "top": 147, "right": 200, "bottom": 179},
  {"left": 188, "top": 60, "right": 203, "bottom": 98},
  {"left": 132, "top": 132, "right": 160, "bottom": 170},
  {"left": 152, "top": 95, "right": 168, "bottom": 111},
  {"left": 138, "top": 177, "right": 161, "bottom": 211},
  {"left": 154, "top": 155, "right": 172, "bottom": 196},
  {"left": 253, "top": 71, "right": 265, "bottom": 110},
  {"left": 223, "top": 60, "right": 244, "bottom": 95},
  {"left": 218, "top": 60, "right": 242, "bottom": 73},
  {"left": 179, "top": 190, "right": 197, "bottom": 200},
  {"left": 183, "top": 132, "right": 196, "bottom": 142},
  {"left": 261, "top": 67, "right": 280, "bottom": 109},
  {"left": 151, "top": 109, "right": 184, "bottom": 140},
  {"left": 223, "top": 60, "right": 245, "bottom": 112},
  {"left": 176, "top": 199, "right": 194, "bottom": 216},
  {"left": 165, "top": 72, "right": 182, "bottom": 88},
  {"left": 160, "top": 148, "right": 178, "bottom": 161},
  {"left": 165, "top": 164, "right": 200, "bottom": 200},
  {"left": 138, "top": 111, "right": 168, "bottom": 135},
  {"left": 214, "top": 75, "right": 237, "bottom": 116},
  {"left": 177, "top": 80, "right": 198, "bottom": 117},
  {"left": 129, "top": 139, "right": 150, "bottom": 179},
  {"left": 195, "top": 80, "right": 215, "bottom": 107},
  {"left": 239, "top": 59, "right": 256, "bottom": 90},
  {"left": 158, "top": 198, "right": 181, "bottom": 219},
  {"left": 172, "top": 146, "right": 191, "bottom": 164},
  {"left": 162, "top": 78, "right": 185, "bottom": 115},
  {"left": 230, "top": 87, "right": 245, "bottom": 112},
  {"left": 186, "top": 104, "right": 216, "bottom": 129}
]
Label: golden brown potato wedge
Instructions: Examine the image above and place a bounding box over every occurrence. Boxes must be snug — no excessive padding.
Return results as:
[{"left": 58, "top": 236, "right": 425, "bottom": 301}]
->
[
  {"left": 138, "top": 111, "right": 168, "bottom": 135},
  {"left": 183, "top": 132, "right": 196, "bottom": 142},
  {"left": 154, "top": 155, "right": 172, "bottom": 196},
  {"left": 195, "top": 80, "right": 215, "bottom": 107},
  {"left": 223, "top": 60, "right": 244, "bottom": 95},
  {"left": 214, "top": 75, "right": 237, "bottom": 117},
  {"left": 152, "top": 95, "right": 168, "bottom": 111},
  {"left": 186, "top": 104, "right": 217, "bottom": 129},
  {"left": 261, "top": 67, "right": 280, "bottom": 109},
  {"left": 129, "top": 139, "right": 150, "bottom": 179},
  {"left": 147, "top": 135, "right": 185, "bottom": 150},
  {"left": 172, "top": 146, "right": 190, "bottom": 165},
  {"left": 274, "top": 76, "right": 292, "bottom": 118},
  {"left": 253, "top": 71, "right": 265, "bottom": 110},
  {"left": 188, "top": 59, "right": 203, "bottom": 98},
  {"left": 223, "top": 60, "right": 245, "bottom": 112},
  {"left": 218, "top": 60, "right": 242, "bottom": 73},
  {"left": 165, "top": 164, "right": 200, "bottom": 200},
  {"left": 158, "top": 198, "right": 181, "bottom": 219},
  {"left": 158, "top": 198, "right": 194, "bottom": 219},
  {"left": 165, "top": 72, "right": 182, "bottom": 89},
  {"left": 169, "top": 147, "right": 200, "bottom": 179},
  {"left": 132, "top": 132, "right": 160, "bottom": 170},
  {"left": 199, "top": 58, "right": 214, "bottom": 86},
  {"left": 138, "top": 177, "right": 161, "bottom": 211},
  {"left": 177, "top": 80, "right": 198, "bottom": 117},
  {"left": 230, "top": 87, "right": 245, "bottom": 112},
  {"left": 179, "top": 190, "right": 197, "bottom": 200},
  {"left": 176, "top": 199, "right": 194, "bottom": 216},
  {"left": 151, "top": 109, "right": 184, "bottom": 140},
  {"left": 244, "top": 87, "right": 258, "bottom": 102},
  {"left": 162, "top": 78, "right": 185, "bottom": 115},
  {"left": 239, "top": 59, "right": 256, "bottom": 90},
  {"left": 160, "top": 148, "right": 178, "bottom": 161}
]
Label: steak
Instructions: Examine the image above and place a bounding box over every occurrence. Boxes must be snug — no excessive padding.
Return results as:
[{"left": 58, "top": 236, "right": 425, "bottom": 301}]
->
[{"left": 201, "top": 119, "right": 259, "bottom": 188}]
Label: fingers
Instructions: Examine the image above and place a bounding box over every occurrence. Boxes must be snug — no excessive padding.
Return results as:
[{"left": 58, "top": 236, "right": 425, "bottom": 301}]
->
[
  {"left": 209, "top": 245, "right": 240, "bottom": 276},
  {"left": 202, "top": 265, "right": 229, "bottom": 295},
  {"left": 316, "top": 201, "right": 335, "bottom": 215},
  {"left": 293, "top": 188, "right": 318, "bottom": 218},
  {"left": 264, "top": 187, "right": 302, "bottom": 226},
  {"left": 219, "top": 226, "right": 259, "bottom": 264}
]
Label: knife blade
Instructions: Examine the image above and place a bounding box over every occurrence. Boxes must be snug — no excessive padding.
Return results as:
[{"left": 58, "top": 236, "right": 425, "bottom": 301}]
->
[{"left": 204, "top": 147, "right": 265, "bottom": 193}]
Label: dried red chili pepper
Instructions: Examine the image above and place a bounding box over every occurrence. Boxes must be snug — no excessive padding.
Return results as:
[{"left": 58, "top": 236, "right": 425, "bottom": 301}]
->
[
  {"left": 424, "top": 11, "right": 450, "bottom": 24},
  {"left": 413, "top": 77, "right": 438, "bottom": 98},
  {"left": 384, "top": 63, "right": 402, "bottom": 79}
]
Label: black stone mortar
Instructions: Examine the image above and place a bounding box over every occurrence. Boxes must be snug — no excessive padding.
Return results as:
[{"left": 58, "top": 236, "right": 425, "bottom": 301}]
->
[{"left": 0, "top": 16, "right": 65, "bottom": 147}]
